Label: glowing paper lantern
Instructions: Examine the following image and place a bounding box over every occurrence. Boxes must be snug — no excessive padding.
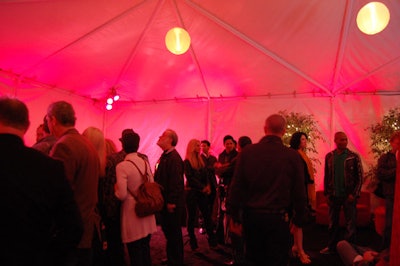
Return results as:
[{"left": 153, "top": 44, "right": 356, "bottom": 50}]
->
[
  {"left": 357, "top": 2, "right": 390, "bottom": 35},
  {"left": 165, "top": 27, "right": 191, "bottom": 55}
]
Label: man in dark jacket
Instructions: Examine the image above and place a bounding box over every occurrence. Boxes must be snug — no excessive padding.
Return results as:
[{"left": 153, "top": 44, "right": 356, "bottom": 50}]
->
[
  {"left": 47, "top": 101, "right": 100, "bottom": 265},
  {"left": 226, "top": 114, "right": 307, "bottom": 266},
  {"left": 154, "top": 129, "right": 185, "bottom": 266},
  {"left": 320, "top": 131, "right": 363, "bottom": 254},
  {"left": 0, "top": 97, "right": 82, "bottom": 266}
]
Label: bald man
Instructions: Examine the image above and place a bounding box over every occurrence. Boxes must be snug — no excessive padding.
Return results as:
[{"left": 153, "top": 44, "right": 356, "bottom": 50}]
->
[
  {"left": 320, "top": 131, "right": 363, "bottom": 255},
  {"left": 0, "top": 97, "right": 82, "bottom": 266},
  {"left": 226, "top": 114, "right": 307, "bottom": 266}
]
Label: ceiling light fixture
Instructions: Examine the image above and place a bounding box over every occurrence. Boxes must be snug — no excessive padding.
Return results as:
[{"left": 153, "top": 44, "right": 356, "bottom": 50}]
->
[
  {"left": 357, "top": 2, "right": 390, "bottom": 35},
  {"left": 165, "top": 27, "right": 191, "bottom": 55},
  {"left": 105, "top": 87, "right": 119, "bottom": 111}
]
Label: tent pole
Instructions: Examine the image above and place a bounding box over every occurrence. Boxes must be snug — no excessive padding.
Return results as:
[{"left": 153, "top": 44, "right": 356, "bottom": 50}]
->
[
  {"left": 329, "top": 96, "right": 335, "bottom": 150},
  {"left": 331, "top": 0, "right": 353, "bottom": 91},
  {"left": 206, "top": 99, "right": 212, "bottom": 141}
]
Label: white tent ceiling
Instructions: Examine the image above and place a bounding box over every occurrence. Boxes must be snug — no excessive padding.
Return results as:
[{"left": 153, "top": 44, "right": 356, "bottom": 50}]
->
[
  {"left": 1, "top": 0, "right": 399, "bottom": 102},
  {"left": 1, "top": 0, "right": 400, "bottom": 188}
]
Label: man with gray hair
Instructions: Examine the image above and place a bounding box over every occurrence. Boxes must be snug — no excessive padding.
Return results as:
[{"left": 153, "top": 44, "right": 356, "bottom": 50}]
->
[
  {"left": 154, "top": 129, "right": 185, "bottom": 266},
  {"left": 47, "top": 101, "right": 100, "bottom": 266},
  {"left": 226, "top": 114, "right": 307, "bottom": 266}
]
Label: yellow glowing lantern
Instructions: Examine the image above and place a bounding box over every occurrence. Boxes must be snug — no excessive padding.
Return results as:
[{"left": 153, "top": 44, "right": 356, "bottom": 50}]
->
[
  {"left": 165, "top": 27, "right": 191, "bottom": 55},
  {"left": 357, "top": 2, "right": 390, "bottom": 35}
]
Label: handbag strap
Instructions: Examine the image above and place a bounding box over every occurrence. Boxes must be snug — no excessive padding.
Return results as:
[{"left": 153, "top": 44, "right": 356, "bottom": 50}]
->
[{"left": 125, "top": 158, "right": 149, "bottom": 199}]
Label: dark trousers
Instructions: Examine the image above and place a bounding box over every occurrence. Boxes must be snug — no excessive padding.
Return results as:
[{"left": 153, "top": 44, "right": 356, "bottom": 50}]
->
[
  {"left": 126, "top": 234, "right": 151, "bottom": 266},
  {"left": 160, "top": 208, "right": 184, "bottom": 266},
  {"left": 383, "top": 197, "right": 394, "bottom": 249},
  {"left": 103, "top": 217, "right": 125, "bottom": 266},
  {"left": 327, "top": 196, "right": 357, "bottom": 250},
  {"left": 244, "top": 211, "right": 290, "bottom": 266},
  {"left": 186, "top": 190, "right": 216, "bottom": 244},
  {"left": 216, "top": 185, "right": 228, "bottom": 244}
]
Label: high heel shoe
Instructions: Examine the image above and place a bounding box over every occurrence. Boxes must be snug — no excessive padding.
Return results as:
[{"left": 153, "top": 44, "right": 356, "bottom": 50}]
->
[
  {"left": 291, "top": 247, "right": 311, "bottom": 264},
  {"left": 297, "top": 251, "right": 311, "bottom": 264}
]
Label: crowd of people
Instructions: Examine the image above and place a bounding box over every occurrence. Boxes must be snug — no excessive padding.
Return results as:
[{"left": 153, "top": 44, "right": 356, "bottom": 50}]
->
[{"left": 0, "top": 96, "right": 397, "bottom": 266}]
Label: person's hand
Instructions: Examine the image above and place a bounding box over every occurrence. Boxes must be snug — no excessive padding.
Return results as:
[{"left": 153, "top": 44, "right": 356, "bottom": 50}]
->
[
  {"left": 290, "top": 223, "right": 299, "bottom": 234},
  {"left": 347, "top": 194, "right": 355, "bottom": 203},
  {"left": 167, "top": 203, "right": 176, "bottom": 213},
  {"left": 202, "top": 185, "right": 211, "bottom": 195},
  {"left": 229, "top": 221, "right": 243, "bottom": 237},
  {"left": 363, "top": 250, "right": 379, "bottom": 262}
]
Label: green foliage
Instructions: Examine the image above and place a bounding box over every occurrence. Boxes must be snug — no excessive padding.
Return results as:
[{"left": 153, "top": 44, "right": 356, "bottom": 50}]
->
[
  {"left": 366, "top": 107, "right": 400, "bottom": 159},
  {"left": 278, "top": 110, "right": 325, "bottom": 169},
  {"left": 365, "top": 107, "right": 400, "bottom": 181}
]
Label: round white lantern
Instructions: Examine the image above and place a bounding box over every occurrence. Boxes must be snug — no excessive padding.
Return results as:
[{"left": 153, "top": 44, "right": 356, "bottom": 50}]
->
[
  {"left": 357, "top": 2, "right": 390, "bottom": 35},
  {"left": 165, "top": 27, "right": 191, "bottom": 55}
]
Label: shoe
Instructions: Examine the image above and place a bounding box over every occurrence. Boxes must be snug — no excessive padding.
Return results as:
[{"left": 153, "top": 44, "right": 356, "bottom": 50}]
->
[
  {"left": 297, "top": 251, "right": 311, "bottom": 264},
  {"left": 199, "top": 227, "right": 206, "bottom": 235},
  {"left": 161, "top": 258, "right": 168, "bottom": 265},
  {"left": 224, "top": 259, "right": 235, "bottom": 265},
  {"left": 320, "top": 247, "right": 335, "bottom": 255},
  {"left": 292, "top": 246, "right": 311, "bottom": 264}
]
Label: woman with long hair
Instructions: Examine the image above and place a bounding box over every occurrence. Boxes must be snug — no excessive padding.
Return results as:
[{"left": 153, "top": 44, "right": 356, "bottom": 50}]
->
[
  {"left": 289, "top": 132, "right": 314, "bottom": 264},
  {"left": 184, "top": 139, "right": 217, "bottom": 250},
  {"left": 83, "top": 127, "right": 107, "bottom": 177}
]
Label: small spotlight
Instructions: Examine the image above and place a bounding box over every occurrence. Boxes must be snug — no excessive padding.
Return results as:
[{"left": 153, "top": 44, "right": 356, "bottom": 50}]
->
[
  {"left": 106, "top": 104, "right": 113, "bottom": 111},
  {"left": 107, "top": 98, "right": 114, "bottom": 105},
  {"left": 113, "top": 94, "right": 120, "bottom": 101}
]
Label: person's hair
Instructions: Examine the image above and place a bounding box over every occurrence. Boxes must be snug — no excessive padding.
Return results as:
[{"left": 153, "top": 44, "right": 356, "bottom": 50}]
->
[
  {"left": 121, "top": 131, "right": 140, "bottom": 153},
  {"left": 265, "top": 114, "right": 286, "bottom": 135},
  {"left": 390, "top": 131, "right": 400, "bottom": 143},
  {"left": 165, "top": 129, "right": 178, "bottom": 147},
  {"left": 289, "top": 132, "right": 308, "bottom": 150},
  {"left": 82, "top": 127, "right": 106, "bottom": 177},
  {"left": 0, "top": 97, "right": 30, "bottom": 131},
  {"left": 185, "top": 139, "right": 205, "bottom": 170},
  {"left": 47, "top": 101, "right": 76, "bottom": 126},
  {"left": 105, "top": 138, "right": 117, "bottom": 156},
  {"left": 42, "top": 115, "right": 50, "bottom": 134},
  {"left": 238, "top": 136, "right": 252, "bottom": 149},
  {"left": 201, "top": 140, "right": 211, "bottom": 147},
  {"left": 223, "top": 135, "right": 235, "bottom": 144}
]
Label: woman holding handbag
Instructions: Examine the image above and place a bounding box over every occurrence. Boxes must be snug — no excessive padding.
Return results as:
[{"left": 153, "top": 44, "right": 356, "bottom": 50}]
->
[{"left": 115, "top": 130, "right": 157, "bottom": 266}]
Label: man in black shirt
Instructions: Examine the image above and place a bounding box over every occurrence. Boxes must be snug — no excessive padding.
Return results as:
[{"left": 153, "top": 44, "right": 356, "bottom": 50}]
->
[{"left": 227, "top": 114, "right": 307, "bottom": 266}]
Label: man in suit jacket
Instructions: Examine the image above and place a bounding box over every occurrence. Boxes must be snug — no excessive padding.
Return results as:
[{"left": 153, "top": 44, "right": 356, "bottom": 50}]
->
[
  {"left": 0, "top": 97, "right": 83, "bottom": 266},
  {"left": 47, "top": 101, "right": 100, "bottom": 266},
  {"left": 154, "top": 129, "right": 185, "bottom": 266}
]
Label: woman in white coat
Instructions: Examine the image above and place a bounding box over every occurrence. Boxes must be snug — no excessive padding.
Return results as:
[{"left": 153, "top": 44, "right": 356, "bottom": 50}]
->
[{"left": 115, "top": 130, "right": 157, "bottom": 266}]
